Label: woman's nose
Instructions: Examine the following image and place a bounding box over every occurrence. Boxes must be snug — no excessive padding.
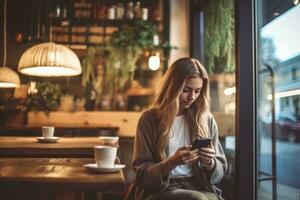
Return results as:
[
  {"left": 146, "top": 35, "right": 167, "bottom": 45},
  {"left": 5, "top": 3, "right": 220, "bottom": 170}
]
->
[{"left": 188, "top": 92, "right": 196, "bottom": 100}]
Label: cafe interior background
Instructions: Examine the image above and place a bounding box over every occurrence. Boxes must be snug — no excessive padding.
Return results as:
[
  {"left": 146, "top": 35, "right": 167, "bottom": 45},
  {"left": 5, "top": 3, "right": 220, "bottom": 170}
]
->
[{"left": 0, "top": 0, "right": 299, "bottom": 199}]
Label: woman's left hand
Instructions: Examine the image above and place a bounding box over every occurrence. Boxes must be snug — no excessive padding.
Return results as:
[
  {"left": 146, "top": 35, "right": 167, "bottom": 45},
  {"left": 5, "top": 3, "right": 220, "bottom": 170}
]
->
[{"left": 199, "top": 144, "right": 216, "bottom": 171}]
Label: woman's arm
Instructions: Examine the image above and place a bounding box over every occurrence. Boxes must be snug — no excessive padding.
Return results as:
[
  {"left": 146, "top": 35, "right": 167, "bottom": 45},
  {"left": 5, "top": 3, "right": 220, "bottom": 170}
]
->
[
  {"left": 207, "top": 115, "right": 228, "bottom": 184},
  {"left": 132, "top": 111, "right": 167, "bottom": 190},
  {"left": 162, "top": 145, "right": 201, "bottom": 175}
]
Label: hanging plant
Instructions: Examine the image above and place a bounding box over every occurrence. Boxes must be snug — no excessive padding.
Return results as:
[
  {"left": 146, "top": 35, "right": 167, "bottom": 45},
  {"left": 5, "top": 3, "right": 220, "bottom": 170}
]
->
[
  {"left": 107, "top": 20, "right": 158, "bottom": 91},
  {"left": 81, "top": 20, "right": 159, "bottom": 110},
  {"left": 204, "top": 0, "right": 235, "bottom": 74},
  {"left": 82, "top": 45, "right": 110, "bottom": 110}
]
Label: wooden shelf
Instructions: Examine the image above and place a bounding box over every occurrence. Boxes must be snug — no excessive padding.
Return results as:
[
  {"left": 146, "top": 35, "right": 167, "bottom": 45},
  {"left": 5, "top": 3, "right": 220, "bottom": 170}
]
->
[{"left": 49, "top": 0, "right": 164, "bottom": 50}]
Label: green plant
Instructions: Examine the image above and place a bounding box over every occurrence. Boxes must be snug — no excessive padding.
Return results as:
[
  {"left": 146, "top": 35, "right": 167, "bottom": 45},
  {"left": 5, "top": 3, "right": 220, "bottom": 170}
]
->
[
  {"left": 82, "top": 46, "right": 109, "bottom": 109},
  {"left": 204, "top": 0, "right": 235, "bottom": 74},
  {"left": 81, "top": 20, "right": 160, "bottom": 109},
  {"left": 107, "top": 20, "right": 159, "bottom": 91},
  {"left": 26, "top": 81, "right": 62, "bottom": 115}
]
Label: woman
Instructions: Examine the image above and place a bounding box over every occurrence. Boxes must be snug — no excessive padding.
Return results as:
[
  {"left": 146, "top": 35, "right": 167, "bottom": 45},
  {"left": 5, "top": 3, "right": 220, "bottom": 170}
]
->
[{"left": 131, "top": 57, "right": 227, "bottom": 200}]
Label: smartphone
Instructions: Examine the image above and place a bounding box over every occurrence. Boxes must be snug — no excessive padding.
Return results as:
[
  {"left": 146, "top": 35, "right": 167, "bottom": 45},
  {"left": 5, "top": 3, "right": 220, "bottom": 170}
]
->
[{"left": 191, "top": 138, "right": 211, "bottom": 150}]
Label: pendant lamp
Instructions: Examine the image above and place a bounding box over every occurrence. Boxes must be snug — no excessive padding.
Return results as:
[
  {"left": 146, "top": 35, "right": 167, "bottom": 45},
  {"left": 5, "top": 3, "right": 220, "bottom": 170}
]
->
[
  {"left": 18, "top": 42, "right": 82, "bottom": 77},
  {"left": 148, "top": 35, "right": 160, "bottom": 71},
  {"left": 0, "top": 0, "right": 20, "bottom": 88},
  {"left": 18, "top": 1, "right": 82, "bottom": 77}
]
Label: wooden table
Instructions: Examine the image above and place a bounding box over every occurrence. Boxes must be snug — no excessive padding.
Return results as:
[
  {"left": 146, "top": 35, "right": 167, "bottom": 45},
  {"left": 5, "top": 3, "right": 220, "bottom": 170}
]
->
[
  {"left": 0, "top": 137, "right": 115, "bottom": 158},
  {"left": 0, "top": 124, "right": 119, "bottom": 136},
  {"left": 0, "top": 158, "right": 125, "bottom": 200}
]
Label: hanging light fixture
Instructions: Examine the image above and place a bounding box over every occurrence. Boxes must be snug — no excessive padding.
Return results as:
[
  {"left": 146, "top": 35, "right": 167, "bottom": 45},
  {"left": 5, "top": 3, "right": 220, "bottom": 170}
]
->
[
  {"left": 0, "top": 0, "right": 20, "bottom": 88},
  {"left": 148, "top": 34, "right": 160, "bottom": 71},
  {"left": 18, "top": 1, "right": 82, "bottom": 77},
  {"left": 18, "top": 42, "right": 82, "bottom": 77},
  {"left": 148, "top": 52, "right": 160, "bottom": 71}
]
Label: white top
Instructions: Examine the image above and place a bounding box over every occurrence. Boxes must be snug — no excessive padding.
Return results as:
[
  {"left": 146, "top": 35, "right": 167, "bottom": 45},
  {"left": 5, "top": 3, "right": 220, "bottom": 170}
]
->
[{"left": 168, "top": 115, "right": 193, "bottom": 178}]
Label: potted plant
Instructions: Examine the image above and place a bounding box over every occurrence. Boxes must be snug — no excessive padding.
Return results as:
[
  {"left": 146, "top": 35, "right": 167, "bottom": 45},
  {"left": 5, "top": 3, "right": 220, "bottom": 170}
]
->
[{"left": 26, "top": 81, "right": 62, "bottom": 115}]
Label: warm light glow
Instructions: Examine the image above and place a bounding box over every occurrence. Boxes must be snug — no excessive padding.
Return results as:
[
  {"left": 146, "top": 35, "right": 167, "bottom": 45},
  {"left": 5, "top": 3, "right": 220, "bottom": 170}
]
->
[
  {"left": 28, "top": 81, "right": 38, "bottom": 94},
  {"left": 225, "top": 102, "right": 236, "bottom": 113},
  {"left": 153, "top": 34, "right": 159, "bottom": 46},
  {"left": 224, "top": 86, "right": 236, "bottom": 95},
  {"left": 0, "top": 82, "right": 19, "bottom": 88},
  {"left": 19, "top": 66, "right": 82, "bottom": 77},
  {"left": 267, "top": 89, "right": 300, "bottom": 100},
  {"left": 148, "top": 54, "right": 160, "bottom": 70}
]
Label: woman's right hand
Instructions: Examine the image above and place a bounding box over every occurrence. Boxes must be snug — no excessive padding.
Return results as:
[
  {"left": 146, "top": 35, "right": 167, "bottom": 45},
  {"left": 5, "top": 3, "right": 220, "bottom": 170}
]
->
[
  {"left": 162, "top": 145, "right": 200, "bottom": 176},
  {"left": 168, "top": 145, "right": 201, "bottom": 167}
]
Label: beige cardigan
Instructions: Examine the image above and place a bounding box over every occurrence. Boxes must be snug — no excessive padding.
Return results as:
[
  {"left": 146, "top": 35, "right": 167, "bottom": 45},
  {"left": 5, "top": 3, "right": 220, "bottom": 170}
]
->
[{"left": 130, "top": 109, "right": 227, "bottom": 200}]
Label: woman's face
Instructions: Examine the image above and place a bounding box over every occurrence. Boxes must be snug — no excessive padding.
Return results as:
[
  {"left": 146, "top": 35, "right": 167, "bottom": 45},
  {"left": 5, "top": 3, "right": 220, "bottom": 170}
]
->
[{"left": 178, "top": 77, "right": 203, "bottom": 115}]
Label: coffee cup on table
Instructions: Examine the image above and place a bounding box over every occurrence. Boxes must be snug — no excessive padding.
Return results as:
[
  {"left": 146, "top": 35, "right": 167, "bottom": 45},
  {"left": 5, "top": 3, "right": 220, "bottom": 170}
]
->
[
  {"left": 98, "top": 136, "right": 119, "bottom": 145},
  {"left": 42, "top": 126, "right": 55, "bottom": 139},
  {"left": 94, "top": 146, "right": 117, "bottom": 168}
]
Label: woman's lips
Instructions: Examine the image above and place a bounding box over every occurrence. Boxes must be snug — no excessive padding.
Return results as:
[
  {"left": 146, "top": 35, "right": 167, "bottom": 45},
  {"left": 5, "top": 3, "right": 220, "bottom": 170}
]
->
[{"left": 182, "top": 102, "right": 193, "bottom": 106}]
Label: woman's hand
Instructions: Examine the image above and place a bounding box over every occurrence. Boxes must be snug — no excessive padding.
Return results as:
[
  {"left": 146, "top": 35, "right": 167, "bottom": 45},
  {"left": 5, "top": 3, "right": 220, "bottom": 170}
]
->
[
  {"left": 199, "top": 144, "right": 216, "bottom": 171},
  {"left": 168, "top": 145, "right": 201, "bottom": 167}
]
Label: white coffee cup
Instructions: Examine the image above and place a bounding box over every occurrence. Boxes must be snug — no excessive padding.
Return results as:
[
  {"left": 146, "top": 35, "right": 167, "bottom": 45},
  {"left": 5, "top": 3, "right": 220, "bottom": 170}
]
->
[
  {"left": 42, "top": 126, "right": 55, "bottom": 139},
  {"left": 94, "top": 145, "right": 117, "bottom": 168}
]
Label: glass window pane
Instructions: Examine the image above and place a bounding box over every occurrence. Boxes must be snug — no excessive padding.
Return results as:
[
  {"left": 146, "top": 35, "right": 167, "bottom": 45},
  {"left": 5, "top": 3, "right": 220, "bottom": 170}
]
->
[{"left": 257, "top": 2, "right": 300, "bottom": 200}]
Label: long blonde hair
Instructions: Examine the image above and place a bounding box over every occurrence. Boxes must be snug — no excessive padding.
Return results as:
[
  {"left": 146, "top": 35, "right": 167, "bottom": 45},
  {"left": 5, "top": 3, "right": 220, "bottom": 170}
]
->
[{"left": 151, "top": 57, "right": 211, "bottom": 159}]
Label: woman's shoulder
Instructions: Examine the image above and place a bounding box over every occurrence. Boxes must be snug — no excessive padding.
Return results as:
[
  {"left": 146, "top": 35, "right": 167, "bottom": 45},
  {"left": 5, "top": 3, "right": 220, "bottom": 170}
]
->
[
  {"left": 137, "top": 109, "right": 160, "bottom": 137},
  {"left": 207, "top": 112, "right": 216, "bottom": 123},
  {"left": 139, "top": 108, "right": 158, "bottom": 122},
  {"left": 207, "top": 113, "right": 219, "bottom": 137}
]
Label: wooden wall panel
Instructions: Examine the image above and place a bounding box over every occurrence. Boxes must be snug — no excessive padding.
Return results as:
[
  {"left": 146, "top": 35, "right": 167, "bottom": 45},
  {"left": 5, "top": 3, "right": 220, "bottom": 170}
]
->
[
  {"left": 28, "top": 111, "right": 142, "bottom": 137},
  {"left": 28, "top": 111, "right": 234, "bottom": 137}
]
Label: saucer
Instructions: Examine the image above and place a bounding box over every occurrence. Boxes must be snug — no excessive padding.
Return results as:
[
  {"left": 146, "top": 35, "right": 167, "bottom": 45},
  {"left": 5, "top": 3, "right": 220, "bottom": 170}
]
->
[
  {"left": 98, "top": 136, "right": 119, "bottom": 144},
  {"left": 36, "top": 137, "right": 60, "bottom": 143},
  {"left": 84, "top": 163, "right": 125, "bottom": 173}
]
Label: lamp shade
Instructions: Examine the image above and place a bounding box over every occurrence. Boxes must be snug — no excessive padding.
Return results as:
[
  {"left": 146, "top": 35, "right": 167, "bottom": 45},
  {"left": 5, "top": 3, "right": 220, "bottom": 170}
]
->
[
  {"left": 18, "top": 42, "right": 82, "bottom": 77},
  {"left": 0, "top": 67, "right": 20, "bottom": 88}
]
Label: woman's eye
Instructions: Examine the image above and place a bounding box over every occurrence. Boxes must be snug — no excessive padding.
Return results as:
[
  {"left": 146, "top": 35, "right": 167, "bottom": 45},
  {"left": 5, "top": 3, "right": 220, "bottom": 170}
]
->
[{"left": 182, "top": 88, "right": 201, "bottom": 94}]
